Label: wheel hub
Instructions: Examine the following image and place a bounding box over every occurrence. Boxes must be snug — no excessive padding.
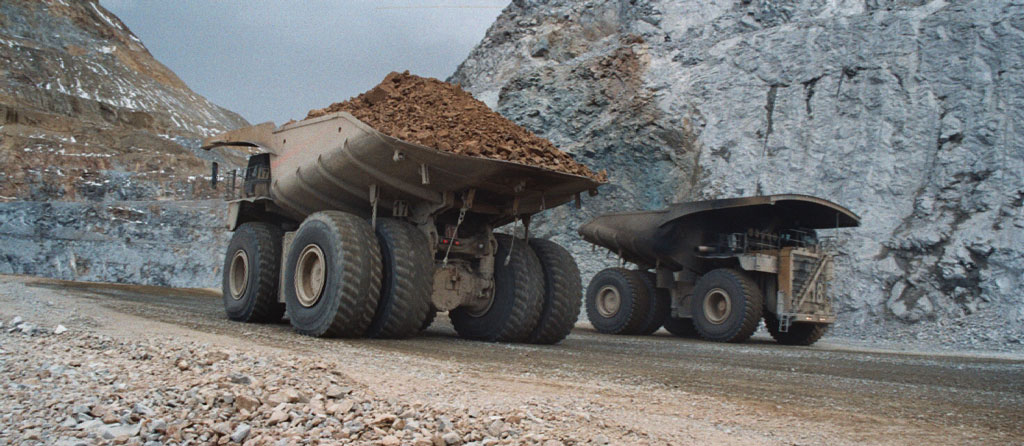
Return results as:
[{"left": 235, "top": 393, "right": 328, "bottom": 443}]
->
[
  {"left": 702, "top": 288, "right": 732, "bottom": 324},
  {"left": 596, "top": 285, "right": 622, "bottom": 318},
  {"left": 464, "top": 282, "right": 496, "bottom": 317},
  {"left": 228, "top": 249, "right": 249, "bottom": 300},
  {"left": 295, "top": 244, "right": 326, "bottom": 308}
]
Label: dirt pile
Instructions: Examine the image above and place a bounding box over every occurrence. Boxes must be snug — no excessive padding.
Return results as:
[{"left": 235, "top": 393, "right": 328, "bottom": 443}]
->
[{"left": 306, "top": 72, "right": 606, "bottom": 181}]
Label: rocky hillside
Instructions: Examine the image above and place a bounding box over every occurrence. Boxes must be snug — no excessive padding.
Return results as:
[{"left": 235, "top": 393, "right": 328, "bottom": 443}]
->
[
  {"left": 451, "top": 0, "right": 1024, "bottom": 349},
  {"left": 0, "top": 0, "right": 247, "bottom": 286},
  {"left": 0, "top": 0, "right": 249, "bottom": 201}
]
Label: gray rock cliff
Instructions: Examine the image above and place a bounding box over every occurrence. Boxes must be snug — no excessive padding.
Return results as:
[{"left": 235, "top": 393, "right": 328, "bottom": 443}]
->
[
  {"left": 451, "top": 0, "right": 1024, "bottom": 349},
  {"left": 0, "top": 0, "right": 245, "bottom": 287}
]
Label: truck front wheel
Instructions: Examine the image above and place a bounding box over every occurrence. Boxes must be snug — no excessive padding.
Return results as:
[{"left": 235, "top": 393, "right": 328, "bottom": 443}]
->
[
  {"left": 690, "top": 268, "right": 762, "bottom": 343},
  {"left": 585, "top": 268, "right": 650, "bottom": 335},
  {"left": 764, "top": 313, "right": 828, "bottom": 346},
  {"left": 450, "top": 234, "right": 543, "bottom": 342},
  {"left": 222, "top": 222, "right": 285, "bottom": 323},
  {"left": 283, "top": 211, "right": 382, "bottom": 338}
]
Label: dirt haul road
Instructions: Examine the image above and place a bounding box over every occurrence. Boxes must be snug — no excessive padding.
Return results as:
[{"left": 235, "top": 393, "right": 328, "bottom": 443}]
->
[{"left": 1, "top": 275, "right": 1021, "bottom": 445}]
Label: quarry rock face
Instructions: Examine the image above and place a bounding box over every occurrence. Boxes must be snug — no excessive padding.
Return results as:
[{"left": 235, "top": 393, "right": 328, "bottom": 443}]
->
[
  {"left": 0, "top": 0, "right": 247, "bottom": 286},
  {"left": 0, "top": 200, "right": 228, "bottom": 287},
  {"left": 450, "top": 0, "right": 1024, "bottom": 348}
]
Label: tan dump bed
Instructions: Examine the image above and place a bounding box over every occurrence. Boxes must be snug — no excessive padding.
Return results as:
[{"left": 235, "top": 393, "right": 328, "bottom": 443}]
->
[{"left": 202, "top": 112, "right": 602, "bottom": 225}]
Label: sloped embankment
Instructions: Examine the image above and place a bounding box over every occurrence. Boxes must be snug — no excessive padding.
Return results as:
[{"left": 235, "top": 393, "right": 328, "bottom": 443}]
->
[{"left": 0, "top": 0, "right": 248, "bottom": 287}]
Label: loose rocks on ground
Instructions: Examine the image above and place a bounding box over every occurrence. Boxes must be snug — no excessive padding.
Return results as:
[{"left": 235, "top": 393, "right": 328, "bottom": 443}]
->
[{"left": 0, "top": 315, "right": 592, "bottom": 446}]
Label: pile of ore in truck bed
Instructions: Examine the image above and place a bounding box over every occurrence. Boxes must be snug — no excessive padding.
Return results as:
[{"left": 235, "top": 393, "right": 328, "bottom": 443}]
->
[{"left": 306, "top": 71, "right": 606, "bottom": 181}]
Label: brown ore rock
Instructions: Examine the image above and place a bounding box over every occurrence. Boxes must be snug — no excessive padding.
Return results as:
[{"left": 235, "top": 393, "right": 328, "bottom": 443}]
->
[{"left": 306, "top": 71, "right": 606, "bottom": 181}]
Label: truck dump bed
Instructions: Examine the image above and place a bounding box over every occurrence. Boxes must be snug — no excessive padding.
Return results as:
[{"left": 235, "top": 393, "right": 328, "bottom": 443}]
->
[
  {"left": 578, "top": 194, "right": 860, "bottom": 270},
  {"left": 203, "top": 112, "right": 602, "bottom": 225}
]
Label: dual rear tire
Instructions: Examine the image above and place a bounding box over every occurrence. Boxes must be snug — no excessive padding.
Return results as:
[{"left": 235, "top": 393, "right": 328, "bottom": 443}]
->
[
  {"left": 282, "top": 211, "right": 383, "bottom": 337},
  {"left": 764, "top": 313, "right": 829, "bottom": 346},
  {"left": 449, "top": 235, "right": 582, "bottom": 344},
  {"left": 583, "top": 268, "right": 672, "bottom": 336},
  {"left": 367, "top": 219, "right": 434, "bottom": 339},
  {"left": 224, "top": 212, "right": 433, "bottom": 339},
  {"left": 224, "top": 215, "right": 580, "bottom": 344},
  {"left": 585, "top": 267, "right": 761, "bottom": 343},
  {"left": 526, "top": 239, "right": 583, "bottom": 344},
  {"left": 584, "top": 268, "right": 651, "bottom": 335},
  {"left": 450, "top": 234, "right": 543, "bottom": 342}
]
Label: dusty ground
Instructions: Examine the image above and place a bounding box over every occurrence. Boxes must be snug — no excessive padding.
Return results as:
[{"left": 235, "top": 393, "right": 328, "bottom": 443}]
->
[{"left": 1, "top": 274, "right": 1021, "bottom": 445}]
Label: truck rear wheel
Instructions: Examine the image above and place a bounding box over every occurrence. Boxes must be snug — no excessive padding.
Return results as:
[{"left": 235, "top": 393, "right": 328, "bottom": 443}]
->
[
  {"left": 420, "top": 310, "right": 437, "bottom": 331},
  {"left": 663, "top": 317, "right": 699, "bottom": 337},
  {"left": 366, "top": 219, "right": 433, "bottom": 339},
  {"left": 636, "top": 271, "right": 670, "bottom": 335},
  {"left": 764, "top": 313, "right": 828, "bottom": 346},
  {"left": 690, "top": 268, "right": 762, "bottom": 343},
  {"left": 283, "top": 211, "right": 382, "bottom": 338},
  {"left": 525, "top": 239, "right": 582, "bottom": 344},
  {"left": 222, "top": 222, "right": 285, "bottom": 323},
  {"left": 451, "top": 234, "right": 543, "bottom": 342},
  {"left": 585, "top": 268, "right": 650, "bottom": 335}
]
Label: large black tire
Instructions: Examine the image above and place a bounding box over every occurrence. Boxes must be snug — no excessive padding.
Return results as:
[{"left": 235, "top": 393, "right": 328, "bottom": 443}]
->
[
  {"left": 636, "top": 271, "right": 670, "bottom": 335},
  {"left": 450, "top": 234, "right": 543, "bottom": 342},
  {"left": 222, "top": 222, "right": 285, "bottom": 323},
  {"left": 690, "top": 268, "right": 762, "bottom": 343},
  {"left": 365, "top": 219, "right": 434, "bottom": 339},
  {"left": 283, "top": 211, "right": 382, "bottom": 338},
  {"left": 764, "top": 313, "right": 829, "bottom": 346},
  {"left": 585, "top": 268, "right": 650, "bottom": 335},
  {"left": 525, "top": 239, "right": 582, "bottom": 344},
  {"left": 663, "top": 317, "right": 699, "bottom": 338},
  {"left": 420, "top": 310, "right": 437, "bottom": 331}
]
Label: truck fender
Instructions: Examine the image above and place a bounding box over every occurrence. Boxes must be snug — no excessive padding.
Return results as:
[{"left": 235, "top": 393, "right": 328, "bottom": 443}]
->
[{"left": 226, "top": 201, "right": 243, "bottom": 231}]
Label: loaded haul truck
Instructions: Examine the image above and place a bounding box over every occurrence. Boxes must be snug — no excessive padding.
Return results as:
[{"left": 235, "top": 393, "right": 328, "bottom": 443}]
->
[{"left": 202, "top": 112, "right": 602, "bottom": 344}]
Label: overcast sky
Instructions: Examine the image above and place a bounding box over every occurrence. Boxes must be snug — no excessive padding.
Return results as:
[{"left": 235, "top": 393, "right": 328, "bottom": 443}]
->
[{"left": 99, "top": 1, "right": 506, "bottom": 125}]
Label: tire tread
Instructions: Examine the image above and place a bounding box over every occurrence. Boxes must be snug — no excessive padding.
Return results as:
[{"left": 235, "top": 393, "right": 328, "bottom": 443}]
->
[
  {"left": 223, "top": 222, "right": 284, "bottom": 323},
  {"left": 691, "top": 268, "right": 762, "bottom": 343},
  {"left": 585, "top": 267, "right": 650, "bottom": 335},
  {"left": 288, "top": 211, "right": 382, "bottom": 338},
  {"left": 526, "top": 239, "right": 582, "bottom": 344},
  {"left": 366, "top": 219, "right": 433, "bottom": 339},
  {"left": 663, "top": 317, "right": 699, "bottom": 337},
  {"left": 636, "top": 271, "right": 670, "bottom": 335},
  {"left": 451, "top": 234, "right": 543, "bottom": 342},
  {"left": 764, "top": 313, "right": 828, "bottom": 346}
]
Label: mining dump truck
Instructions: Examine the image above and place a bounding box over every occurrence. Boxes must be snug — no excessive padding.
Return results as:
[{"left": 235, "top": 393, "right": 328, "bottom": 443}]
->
[
  {"left": 201, "top": 112, "right": 601, "bottom": 344},
  {"left": 578, "top": 195, "right": 859, "bottom": 345}
]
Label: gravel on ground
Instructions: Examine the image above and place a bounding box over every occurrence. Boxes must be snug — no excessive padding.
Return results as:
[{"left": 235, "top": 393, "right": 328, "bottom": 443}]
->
[{"left": 1, "top": 275, "right": 1021, "bottom": 445}]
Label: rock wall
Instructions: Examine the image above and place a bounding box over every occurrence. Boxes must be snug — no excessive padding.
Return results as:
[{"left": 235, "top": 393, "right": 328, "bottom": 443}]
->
[
  {"left": 0, "top": 1, "right": 247, "bottom": 288},
  {"left": 0, "top": 200, "right": 227, "bottom": 288},
  {"left": 451, "top": 0, "right": 1024, "bottom": 348}
]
